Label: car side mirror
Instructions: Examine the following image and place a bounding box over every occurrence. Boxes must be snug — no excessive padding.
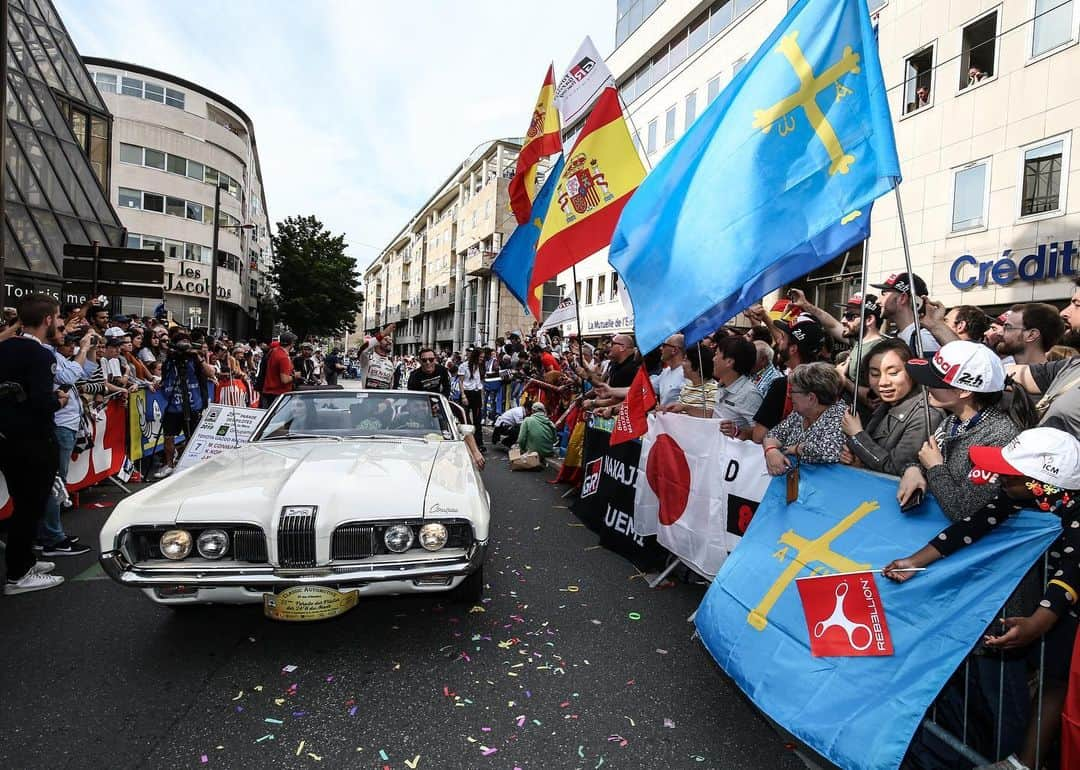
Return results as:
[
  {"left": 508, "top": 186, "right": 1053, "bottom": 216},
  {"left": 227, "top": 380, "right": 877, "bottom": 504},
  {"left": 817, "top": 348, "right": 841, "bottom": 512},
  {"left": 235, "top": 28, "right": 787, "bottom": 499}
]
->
[{"left": 459, "top": 424, "right": 475, "bottom": 437}]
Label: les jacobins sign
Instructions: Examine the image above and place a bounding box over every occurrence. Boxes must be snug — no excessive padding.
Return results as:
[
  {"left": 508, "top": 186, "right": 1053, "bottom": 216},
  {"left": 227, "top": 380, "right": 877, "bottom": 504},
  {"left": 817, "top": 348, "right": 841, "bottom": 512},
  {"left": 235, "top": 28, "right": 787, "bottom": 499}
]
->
[
  {"left": 950, "top": 241, "right": 1077, "bottom": 290},
  {"left": 165, "top": 262, "right": 232, "bottom": 299}
]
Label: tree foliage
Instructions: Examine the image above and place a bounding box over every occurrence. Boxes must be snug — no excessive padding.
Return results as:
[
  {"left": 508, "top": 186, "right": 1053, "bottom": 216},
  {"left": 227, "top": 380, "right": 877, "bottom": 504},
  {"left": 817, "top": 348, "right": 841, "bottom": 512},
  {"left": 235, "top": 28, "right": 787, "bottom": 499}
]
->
[{"left": 269, "top": 215, "right": 363, "bottom": 339}]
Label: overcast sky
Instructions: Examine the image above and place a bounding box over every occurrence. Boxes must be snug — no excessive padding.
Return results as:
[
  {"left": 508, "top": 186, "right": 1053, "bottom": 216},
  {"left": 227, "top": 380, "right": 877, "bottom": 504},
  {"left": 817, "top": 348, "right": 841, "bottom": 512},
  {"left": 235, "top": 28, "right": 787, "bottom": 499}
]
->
[{"left": 57, "top": 0, "right": 614, "bottom": 268}]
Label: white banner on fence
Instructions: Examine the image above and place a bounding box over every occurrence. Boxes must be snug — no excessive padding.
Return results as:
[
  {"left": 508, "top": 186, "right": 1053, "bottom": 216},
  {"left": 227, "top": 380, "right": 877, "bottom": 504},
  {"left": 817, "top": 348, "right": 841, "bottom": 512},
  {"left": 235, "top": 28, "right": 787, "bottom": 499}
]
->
[
  {"left": 634, "top": 412, "right": 770, "bottom": 578},
  {"left": 175, "top": 405, "right": 263, "bottom": 471}
]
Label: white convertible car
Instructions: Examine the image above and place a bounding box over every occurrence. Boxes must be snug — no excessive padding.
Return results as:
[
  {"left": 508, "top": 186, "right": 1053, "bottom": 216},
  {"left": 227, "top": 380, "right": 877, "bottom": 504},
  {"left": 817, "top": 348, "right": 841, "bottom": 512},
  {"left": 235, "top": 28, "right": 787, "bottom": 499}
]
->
[{"left": 99, "top": 390, "right": 489, "bottom": 620}]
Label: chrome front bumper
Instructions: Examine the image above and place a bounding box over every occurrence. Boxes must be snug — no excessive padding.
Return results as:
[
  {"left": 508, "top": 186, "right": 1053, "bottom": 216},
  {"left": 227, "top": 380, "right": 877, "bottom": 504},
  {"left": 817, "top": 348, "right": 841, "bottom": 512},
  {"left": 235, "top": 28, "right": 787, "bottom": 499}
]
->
[{"left": 99, "top": 541, "right": 487, "bottom": 588}]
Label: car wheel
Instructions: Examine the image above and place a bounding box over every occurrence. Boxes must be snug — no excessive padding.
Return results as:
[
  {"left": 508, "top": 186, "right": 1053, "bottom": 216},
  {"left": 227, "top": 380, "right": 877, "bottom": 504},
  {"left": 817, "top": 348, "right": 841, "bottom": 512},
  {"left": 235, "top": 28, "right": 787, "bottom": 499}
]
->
[{"left": 451, "top": 567, "right": 484, "bottom": 603}]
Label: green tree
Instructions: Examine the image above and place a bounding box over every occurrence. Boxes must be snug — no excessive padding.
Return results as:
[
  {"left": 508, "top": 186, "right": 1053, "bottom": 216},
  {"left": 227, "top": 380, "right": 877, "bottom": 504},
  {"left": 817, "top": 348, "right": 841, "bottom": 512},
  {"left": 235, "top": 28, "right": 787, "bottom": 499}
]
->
[{"left": 269, "top": 215, "right": 364, "bottom": 340}]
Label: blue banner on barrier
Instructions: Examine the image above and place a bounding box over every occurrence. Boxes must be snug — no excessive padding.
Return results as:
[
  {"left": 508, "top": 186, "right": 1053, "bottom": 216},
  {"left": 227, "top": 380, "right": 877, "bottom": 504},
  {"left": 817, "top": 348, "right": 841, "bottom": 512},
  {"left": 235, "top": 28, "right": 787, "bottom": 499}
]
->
[{"left": 694, "top": 464, "right": 1061, "bottom": 770}]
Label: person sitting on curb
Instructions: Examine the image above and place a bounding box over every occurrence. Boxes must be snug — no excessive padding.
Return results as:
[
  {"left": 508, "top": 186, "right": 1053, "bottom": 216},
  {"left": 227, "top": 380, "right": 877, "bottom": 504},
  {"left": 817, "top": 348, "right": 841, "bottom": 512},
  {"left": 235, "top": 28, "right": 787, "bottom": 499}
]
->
[{"left": 516, "top": 402, "right": 557, "bottom": 461}]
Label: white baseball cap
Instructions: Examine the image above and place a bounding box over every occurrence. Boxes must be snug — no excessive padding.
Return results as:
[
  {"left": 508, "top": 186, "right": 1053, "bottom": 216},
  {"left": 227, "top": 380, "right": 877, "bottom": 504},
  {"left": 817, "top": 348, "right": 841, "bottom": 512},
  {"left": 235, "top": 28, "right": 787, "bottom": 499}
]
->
[
  {"left": 969, "top": 427, "right": 1080, "bottom": 490},
  {"left": 906, "top": 340, "right": 1005, "bottom": 394},
  {"left": 104, "top": 326, "right": 127, "bottom": 339}
]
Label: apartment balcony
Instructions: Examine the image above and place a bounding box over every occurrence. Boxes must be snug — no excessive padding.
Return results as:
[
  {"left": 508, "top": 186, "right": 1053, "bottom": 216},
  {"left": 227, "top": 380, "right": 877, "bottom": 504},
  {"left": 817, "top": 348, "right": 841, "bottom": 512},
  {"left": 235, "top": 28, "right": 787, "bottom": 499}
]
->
[
  {"left": 425, "top": 292, "right": 452, "bottom": 311},
  {"left": 464, "top": 250, "right": 498, "bottom": 276}
]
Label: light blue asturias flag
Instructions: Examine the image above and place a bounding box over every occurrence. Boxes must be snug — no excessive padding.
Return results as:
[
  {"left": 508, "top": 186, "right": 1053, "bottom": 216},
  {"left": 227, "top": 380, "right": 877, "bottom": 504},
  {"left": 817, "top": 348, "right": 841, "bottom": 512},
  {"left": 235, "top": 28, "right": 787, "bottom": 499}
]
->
[
  {"left": 492, "top": 154, "right": 566, "bottom": 313},
  {"left": 610, "top": 0, "right": 899, "bottom": 352},
  {"left": 695, "top": 465, "right": 1061, "bottom": 770}
]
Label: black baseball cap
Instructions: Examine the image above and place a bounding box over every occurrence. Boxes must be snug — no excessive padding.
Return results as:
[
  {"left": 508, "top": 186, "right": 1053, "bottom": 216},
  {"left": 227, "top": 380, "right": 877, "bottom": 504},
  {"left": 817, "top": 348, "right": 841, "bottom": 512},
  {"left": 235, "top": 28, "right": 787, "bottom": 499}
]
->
[
  {"left": 775, "top": 313, "right": 825, "bottom": 352},
  {"left": 834, "top": 292, "right": 881, "bottom": 318},
  {"left": 871, "top": 272, "right": 928, "bottom": 297}
]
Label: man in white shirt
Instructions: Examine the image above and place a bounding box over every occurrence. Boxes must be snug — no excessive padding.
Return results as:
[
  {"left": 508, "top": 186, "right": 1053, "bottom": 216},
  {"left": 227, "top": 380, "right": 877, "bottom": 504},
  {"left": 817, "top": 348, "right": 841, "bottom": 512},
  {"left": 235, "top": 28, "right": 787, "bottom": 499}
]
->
[
  {"left": 651, "top": 333, "right": 688, "bottom": 407},
  {"left": 492, "top": 404, "right": 528, "bottom": 448},
  {"left": 871, "top": 272, "right": 939, "bottom": 355},
  {"left": 359, "top": 323, "right": 396, "bottom": 389}
]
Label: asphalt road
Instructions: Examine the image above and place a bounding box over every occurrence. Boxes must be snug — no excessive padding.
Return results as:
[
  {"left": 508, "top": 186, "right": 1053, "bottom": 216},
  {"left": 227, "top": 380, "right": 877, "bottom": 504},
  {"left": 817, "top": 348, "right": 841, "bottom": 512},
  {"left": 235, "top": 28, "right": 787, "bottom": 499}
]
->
[{"left": 1, "top": 442, "right": 805, "bottom": 770}]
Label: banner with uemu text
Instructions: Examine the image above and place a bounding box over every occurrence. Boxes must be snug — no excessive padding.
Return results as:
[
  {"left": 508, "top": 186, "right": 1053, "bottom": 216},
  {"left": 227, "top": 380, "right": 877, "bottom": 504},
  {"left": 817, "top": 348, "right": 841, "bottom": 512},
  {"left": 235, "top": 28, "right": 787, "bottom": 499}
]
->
[
  {"left": 571, "top": 415, "right": 668, "bottom": 571},
  {"left": 634, "top": 413, "right": 770, "bottom": 577},
  {"left": 694, "top": 464, "right": 1061, "bottom": 770}
]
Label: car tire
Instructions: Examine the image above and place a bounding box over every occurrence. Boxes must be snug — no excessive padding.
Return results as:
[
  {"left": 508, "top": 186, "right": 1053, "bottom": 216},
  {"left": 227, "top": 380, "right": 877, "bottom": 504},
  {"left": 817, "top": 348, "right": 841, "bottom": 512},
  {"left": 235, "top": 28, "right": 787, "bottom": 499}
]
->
[{"left": 451, "top": 567, "right": 484, "bottom": 603}]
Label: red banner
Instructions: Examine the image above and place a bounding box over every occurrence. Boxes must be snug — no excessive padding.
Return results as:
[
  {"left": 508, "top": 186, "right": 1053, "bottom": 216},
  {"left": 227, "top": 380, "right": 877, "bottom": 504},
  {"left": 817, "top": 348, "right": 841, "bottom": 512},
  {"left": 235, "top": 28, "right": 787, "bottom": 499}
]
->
[
  {"left": 796, "top": 572, "right": 894, "bottom": 657},
  {"left": 0, "top": 400, "right": 128, "bottom": 520}
]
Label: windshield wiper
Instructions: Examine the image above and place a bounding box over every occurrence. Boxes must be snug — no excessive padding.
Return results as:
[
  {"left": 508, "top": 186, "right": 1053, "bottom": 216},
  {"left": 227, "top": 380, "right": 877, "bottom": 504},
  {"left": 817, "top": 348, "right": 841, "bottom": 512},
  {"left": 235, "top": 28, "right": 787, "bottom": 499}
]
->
[
  {"left": 259, "top": 433, "right": 343, "bottom": 442},
  {"left": 344, "top": 434, "right": 429, "bottom": 442}
]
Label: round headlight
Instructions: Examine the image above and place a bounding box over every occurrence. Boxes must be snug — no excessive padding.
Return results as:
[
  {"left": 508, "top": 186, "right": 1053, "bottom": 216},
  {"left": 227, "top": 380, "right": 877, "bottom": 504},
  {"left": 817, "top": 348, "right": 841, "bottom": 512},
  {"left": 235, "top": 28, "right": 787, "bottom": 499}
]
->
[
  {"left": 383, "top": 524, "right": 414, "bottom": 553},
  {"left": 160, "top": 529, "right": 192, "bottom": 560},
  {"left": 196, "top": 529, "right": 230, "bottom": 560},
  {"left": 418, "top": 523, "right": 448, "bottom": 551}
]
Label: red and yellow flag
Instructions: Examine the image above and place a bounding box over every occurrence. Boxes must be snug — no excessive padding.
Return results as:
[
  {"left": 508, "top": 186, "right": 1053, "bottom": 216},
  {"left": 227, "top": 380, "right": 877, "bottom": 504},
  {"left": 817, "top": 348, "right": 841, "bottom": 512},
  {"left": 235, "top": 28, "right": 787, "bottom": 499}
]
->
[
  {"left": 508, "top": 64, "right": 563, "bottom": 225},
  {"left": 527, "top": 87, "right": 645, "bottom": 318}
]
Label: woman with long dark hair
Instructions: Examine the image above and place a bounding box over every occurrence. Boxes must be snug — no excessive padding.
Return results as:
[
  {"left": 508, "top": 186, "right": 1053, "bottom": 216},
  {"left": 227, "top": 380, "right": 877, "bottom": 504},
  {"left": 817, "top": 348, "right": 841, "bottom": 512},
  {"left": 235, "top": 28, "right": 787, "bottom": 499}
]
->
[{"left": 458, "top": 348, "right": 485, "bottom": 450}]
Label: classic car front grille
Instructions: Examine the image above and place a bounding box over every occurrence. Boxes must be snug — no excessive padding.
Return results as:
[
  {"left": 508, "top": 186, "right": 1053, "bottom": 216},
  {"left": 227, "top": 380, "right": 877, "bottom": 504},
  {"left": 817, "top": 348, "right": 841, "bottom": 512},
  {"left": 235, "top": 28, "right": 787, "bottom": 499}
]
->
[
  {"left": 232, "top": 528, "right": 268, "bottom": 562},
  {"left": 331, "top": 525, "right": 377, "bottom": 561},
  {"left": 278, "top": 508, "right": 317, "bottom": 568}
]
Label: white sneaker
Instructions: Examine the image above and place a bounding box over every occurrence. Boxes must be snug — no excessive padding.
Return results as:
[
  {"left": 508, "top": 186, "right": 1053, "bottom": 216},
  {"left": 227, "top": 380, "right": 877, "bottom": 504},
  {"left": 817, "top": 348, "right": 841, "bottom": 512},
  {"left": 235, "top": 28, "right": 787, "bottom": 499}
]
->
[
  {"left": 152, "top": 465, "right": 174, "bottom": 480},
  {"left": 4, "top": 571, "right": 64, "bottom": 595},
  {"left": 31, "top": 561, "right": 56, "bottom": 574}
]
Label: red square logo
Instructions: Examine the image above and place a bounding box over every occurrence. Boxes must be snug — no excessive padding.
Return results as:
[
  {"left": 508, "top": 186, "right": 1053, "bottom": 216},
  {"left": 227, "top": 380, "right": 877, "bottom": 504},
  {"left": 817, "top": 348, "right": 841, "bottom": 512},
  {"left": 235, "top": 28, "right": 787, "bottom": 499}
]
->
[
  {"left": 796, "top": 572, "right": 894, "bottom": 657},
  {"left": 581, "top": 458, "right": 603, "bottom": 498}
]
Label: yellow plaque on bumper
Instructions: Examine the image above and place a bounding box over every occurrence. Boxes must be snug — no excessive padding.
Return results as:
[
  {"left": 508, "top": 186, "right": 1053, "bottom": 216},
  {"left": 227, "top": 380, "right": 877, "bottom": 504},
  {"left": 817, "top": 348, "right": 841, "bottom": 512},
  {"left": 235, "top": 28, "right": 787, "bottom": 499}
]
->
[{"left": 263, "top": 585, "right": 359, "bottom": 622}]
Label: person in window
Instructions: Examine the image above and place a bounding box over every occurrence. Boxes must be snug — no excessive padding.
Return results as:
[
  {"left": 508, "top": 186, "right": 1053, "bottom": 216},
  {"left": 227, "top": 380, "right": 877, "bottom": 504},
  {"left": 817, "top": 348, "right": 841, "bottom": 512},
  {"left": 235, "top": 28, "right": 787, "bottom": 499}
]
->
[
  {"left": 907, "top": 85, "right": 930, "bottom": 112},
  {"left": 762, "top": 362, "right": 846, "bottom": 475},
  {"left": 967, "top": 66, "right": 987, "bottom": 86},
  {"left": 884, "top": 428, "right": 1080, "bottom": 770},
  {"left": 840, "top": 339, "right": 942, "bottom": 474}
]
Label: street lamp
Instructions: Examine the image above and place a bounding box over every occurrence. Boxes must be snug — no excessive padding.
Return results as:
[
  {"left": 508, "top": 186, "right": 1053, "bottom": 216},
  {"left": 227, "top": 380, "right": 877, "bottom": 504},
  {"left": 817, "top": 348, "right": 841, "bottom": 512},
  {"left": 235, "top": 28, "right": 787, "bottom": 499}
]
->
[{"left": 207, "top": 180, "right": 256, "bottom": 336}]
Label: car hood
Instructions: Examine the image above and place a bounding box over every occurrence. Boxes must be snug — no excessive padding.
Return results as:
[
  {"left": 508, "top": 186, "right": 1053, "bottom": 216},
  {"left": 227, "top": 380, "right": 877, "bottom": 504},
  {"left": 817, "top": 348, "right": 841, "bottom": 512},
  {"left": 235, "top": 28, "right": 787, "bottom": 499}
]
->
[{"left": 170, "top": 439, "right": 449, "bottom": 525}]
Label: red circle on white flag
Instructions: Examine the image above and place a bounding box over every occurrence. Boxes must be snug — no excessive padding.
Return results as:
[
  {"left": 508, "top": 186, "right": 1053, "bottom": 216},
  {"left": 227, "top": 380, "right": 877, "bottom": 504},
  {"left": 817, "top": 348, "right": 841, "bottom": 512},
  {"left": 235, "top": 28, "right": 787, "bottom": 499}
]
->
[{"left": 646, "top": 434, "right": 691, "bottom": 525}]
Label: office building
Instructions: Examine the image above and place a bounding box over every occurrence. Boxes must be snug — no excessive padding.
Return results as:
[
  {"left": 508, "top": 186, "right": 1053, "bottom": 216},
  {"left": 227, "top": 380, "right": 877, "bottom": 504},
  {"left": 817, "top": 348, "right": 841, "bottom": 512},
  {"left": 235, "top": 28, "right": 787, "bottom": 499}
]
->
[
  {"left": 3, "top": 0, "right": 126, "bottom": 304},
  {"left": 362, "top": 139, "right": 544, "bottom": 354},
  {"left": 84, "top": 58, "right": 273, "bottom": 335}
]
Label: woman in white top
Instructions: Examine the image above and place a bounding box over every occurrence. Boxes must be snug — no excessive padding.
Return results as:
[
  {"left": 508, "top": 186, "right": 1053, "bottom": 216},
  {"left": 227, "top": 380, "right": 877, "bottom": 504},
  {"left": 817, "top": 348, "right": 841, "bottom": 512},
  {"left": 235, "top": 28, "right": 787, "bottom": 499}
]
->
[{"left": 458, "top": 348, "right": 485, "bottom": 449}]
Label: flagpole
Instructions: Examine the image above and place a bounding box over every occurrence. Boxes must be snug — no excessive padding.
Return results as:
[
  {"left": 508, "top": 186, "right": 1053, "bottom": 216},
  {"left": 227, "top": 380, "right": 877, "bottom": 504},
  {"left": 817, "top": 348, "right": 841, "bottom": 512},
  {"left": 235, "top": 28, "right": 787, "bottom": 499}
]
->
[
  {"left": 616, "top": 91, "right": 654, "bottom": 172},
  {"left": 893, "top": 181, "right": 934, "bottom": 438},
  {"left": 849, "top": 243, "right": 870, "bottom": 417},
  {"left": 571, "top": 264, "right": 585, "bottom": 369}
]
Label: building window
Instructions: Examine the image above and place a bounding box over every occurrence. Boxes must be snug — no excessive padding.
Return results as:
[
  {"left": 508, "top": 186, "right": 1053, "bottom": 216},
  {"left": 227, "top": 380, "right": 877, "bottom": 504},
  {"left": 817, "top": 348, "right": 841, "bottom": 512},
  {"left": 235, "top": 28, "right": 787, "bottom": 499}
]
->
[
  {"left": 868, "top": 0, "right": 887, "bottom": 12},
  {"left": 94, "top": 72, "right": 116, "bottom": 94},
  {"left": 121, "top": 77, "right": 142, "bottom": 97},
  {"left": 118, "top": 187, "right": 141, "bottom": 209},
  {"left": 144, "top": 83, "right": 165, "bottom": 103},
  {"left": 611, "top": 272, "right": 619, "bottom": 300},
  {"left": 165, "top": 88, "right": 185, "bottom": 109},
  {"left": 144, "top": 148, "right": 165, "bottom": 170},
  {"left": 1020, "top": 135, "right": 1069, "bottom": 217},
  {"left": 597, "top": 274, "right": 606, "bottom": 303},
  {"left": 664, "top": 105, "right": 677, "bottom": 144},
  {"left": 165, "top": 196, "right": 186, "bottom": 218},
  {"left": 951, "top": 160, "right": 990, "bottom": 232},
  {"left": 903, "top": 45, "right": 934, "bottom": 114},
  {"left": 707, "top": 75, "right": 722, "bottom": 103},
  {"left": 1033, "top": 0, "right": 1075, "bottom": 58},
  {"left": 187, "top": 160, "right": 204, "bottom": 180},
  {"left": 575, "top": 281, "right": 582, "bottom": 303},
  {"left": 647, "top": 118, "right": 658, "bottom": 154},
  {"left": 689, "top": 13, "right": 708, "bottom": 54},
  {"left": 585, "top": 278, "right": 594, "bottom": 304},
  {"left": 167, "top": 154, "right": 186, "bottom": 175},
  {"left": 119, "top": 143, "right": 142, "bottom": 165},
  {"left": 685, "top": 90, "right": 697, "bottom": 128},
  {"left": 711, "top": 0, "right": 734, "bottom": 36},
  {"left": 143, "top": 192, "right": 164, "bottom": 213},
  {"left": 960, "top": 11, "right": 997, "bottom": 90},
  {"left": 733, "top": 56, "right": 748, "bottom": 76},
  {"left": 126, "top": 233, "right": 141, "bottom": 248},
  {"left": 185, "top": 201, "right": 203, "bottom": 221}
]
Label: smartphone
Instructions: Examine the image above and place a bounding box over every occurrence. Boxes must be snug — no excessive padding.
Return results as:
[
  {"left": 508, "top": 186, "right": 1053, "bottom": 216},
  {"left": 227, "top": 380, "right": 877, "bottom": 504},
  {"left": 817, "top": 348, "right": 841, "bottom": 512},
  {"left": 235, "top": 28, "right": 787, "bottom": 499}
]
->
[
  {"left": 900, "top": 488, "right": 924, "bottom": 512},
  {"left": 786, "top": 456, "right": 800, "bottom": 504}
]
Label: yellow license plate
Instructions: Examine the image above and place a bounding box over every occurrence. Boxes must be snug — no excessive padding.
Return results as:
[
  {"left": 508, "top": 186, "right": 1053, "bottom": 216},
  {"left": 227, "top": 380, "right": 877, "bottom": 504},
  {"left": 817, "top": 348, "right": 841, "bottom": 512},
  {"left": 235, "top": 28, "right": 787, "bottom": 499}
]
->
[{"left": 263, "top": 585, "right": 359, "bottom": 622}]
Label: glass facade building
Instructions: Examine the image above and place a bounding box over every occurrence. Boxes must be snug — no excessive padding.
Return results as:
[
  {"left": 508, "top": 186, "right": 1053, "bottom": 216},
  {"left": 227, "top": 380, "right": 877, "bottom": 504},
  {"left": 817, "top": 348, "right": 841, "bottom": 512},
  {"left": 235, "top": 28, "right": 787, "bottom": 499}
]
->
[{"left": 4, "top": 0, "right": 125, "bottom": 304}]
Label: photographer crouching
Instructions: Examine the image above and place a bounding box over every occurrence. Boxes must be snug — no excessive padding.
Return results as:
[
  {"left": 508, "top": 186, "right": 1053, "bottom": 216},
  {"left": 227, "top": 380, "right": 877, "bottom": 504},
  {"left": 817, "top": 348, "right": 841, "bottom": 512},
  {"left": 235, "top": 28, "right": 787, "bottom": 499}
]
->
[
  {"left": 0, "top": 294, "right": 68, "bottom": 594},
  {"left": 153, "top": 329, "right": 214, "bottom": 479}
]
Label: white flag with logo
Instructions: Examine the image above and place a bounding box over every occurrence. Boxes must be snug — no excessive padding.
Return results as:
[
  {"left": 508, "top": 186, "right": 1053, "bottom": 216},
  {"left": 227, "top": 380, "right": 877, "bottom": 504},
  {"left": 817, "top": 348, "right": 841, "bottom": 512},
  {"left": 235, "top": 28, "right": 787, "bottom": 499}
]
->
[
  {"left": 635, "top": 413, "right": 770, "bottom": 577},
  {"left": 555, "top": 36, "right": 615, "bottom": 127},
  {"left": 540, "top": 294, "right": 577, "bottom": 332}
]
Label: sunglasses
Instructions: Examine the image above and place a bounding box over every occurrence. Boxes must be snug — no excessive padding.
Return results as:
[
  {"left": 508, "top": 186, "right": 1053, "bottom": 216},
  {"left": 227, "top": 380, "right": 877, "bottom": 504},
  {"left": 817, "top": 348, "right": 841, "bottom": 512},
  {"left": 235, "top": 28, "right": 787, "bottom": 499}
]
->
[{"left": 420, "top": 357, "right": 436, "bottom": 362}]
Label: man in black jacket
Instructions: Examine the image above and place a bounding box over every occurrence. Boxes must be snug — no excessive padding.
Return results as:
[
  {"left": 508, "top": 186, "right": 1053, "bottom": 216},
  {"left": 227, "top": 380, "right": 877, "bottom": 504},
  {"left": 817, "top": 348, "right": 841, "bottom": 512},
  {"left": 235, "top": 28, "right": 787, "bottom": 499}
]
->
[
  {"left": 0, "top": 294, "right": 67, "bottom": 594},
  {"left": 407, "top": 348, "right": 451, "bottom": 397}
]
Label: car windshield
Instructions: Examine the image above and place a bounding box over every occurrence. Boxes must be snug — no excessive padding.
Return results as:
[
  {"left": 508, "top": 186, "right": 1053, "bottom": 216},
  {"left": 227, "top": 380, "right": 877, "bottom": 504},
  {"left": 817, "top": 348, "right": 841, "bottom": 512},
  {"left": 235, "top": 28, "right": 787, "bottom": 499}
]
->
[{"left": 253, "top": 391, "right": 456, "bottom": 441}]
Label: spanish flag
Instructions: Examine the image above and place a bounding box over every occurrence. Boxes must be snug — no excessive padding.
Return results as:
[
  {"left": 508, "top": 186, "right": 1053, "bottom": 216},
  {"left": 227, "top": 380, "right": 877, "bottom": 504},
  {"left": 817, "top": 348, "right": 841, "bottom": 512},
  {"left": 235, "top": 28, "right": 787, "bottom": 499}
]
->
[
  {"left": 508, "top": 65, "right": 563, "bottom": 225},
  {"left": 527, "top": 87, "right": 645, "bottom": 318}
]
